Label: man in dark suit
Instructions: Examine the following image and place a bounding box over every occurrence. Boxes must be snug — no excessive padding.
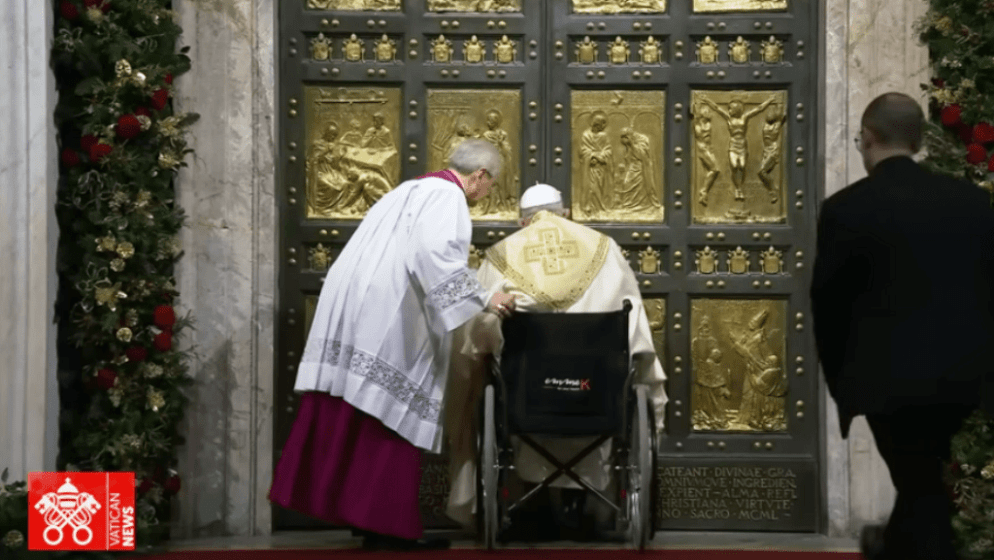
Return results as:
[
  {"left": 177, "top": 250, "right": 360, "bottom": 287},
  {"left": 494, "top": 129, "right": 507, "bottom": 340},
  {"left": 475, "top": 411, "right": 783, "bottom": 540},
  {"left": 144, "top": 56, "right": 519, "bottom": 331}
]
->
[{"left": 811, "top": 92, "right": 994, "bottom": 560}]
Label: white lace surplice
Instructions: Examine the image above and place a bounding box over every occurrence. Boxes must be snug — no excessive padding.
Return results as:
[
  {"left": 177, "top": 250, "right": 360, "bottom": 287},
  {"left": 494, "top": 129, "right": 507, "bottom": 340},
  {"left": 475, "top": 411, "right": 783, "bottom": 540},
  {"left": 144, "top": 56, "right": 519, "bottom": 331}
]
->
[{"left": 296, "top": 176, "right": 487, "bottom": 453}]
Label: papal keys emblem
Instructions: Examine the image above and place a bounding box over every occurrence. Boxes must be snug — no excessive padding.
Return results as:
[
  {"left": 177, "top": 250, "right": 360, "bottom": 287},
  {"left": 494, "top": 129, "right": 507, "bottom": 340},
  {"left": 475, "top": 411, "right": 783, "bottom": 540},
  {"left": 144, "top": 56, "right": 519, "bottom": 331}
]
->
[{"left": 34, "top": 478, "right": 102, "bottom": 546}]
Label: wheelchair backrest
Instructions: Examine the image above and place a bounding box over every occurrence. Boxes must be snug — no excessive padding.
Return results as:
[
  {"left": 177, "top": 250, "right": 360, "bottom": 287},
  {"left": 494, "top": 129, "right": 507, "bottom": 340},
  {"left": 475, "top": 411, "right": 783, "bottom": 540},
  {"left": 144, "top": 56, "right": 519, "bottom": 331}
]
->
[{"left": 497, "top": 300, "right": 632, "bottom": 436}]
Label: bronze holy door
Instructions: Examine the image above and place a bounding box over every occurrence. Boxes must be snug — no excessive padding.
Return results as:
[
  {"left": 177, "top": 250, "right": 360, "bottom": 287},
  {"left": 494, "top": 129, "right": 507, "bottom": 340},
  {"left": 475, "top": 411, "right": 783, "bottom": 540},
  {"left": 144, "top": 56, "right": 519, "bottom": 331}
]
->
[{"left": 276, "top": 0, "right": 821, "bottom": 533}]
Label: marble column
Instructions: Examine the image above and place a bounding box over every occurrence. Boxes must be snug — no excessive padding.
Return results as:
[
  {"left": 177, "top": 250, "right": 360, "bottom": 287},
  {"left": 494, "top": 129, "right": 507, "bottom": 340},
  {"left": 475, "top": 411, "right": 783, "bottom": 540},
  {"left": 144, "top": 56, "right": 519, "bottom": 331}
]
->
[
  {"left": 173, "top": 0, "right": 277, "bottom": 538},
  {"left": 822, "top": 0, "right": 930, "bottom": 538},
  {"left": 0, "top": 0, "right": 60, "bottom": 480}
]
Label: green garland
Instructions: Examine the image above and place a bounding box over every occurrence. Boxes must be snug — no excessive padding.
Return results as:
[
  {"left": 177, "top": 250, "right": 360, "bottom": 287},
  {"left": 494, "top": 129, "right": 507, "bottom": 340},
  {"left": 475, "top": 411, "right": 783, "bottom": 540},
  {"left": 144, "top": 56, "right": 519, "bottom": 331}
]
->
[
  {"left": 0, "top": 0, "right": 201, "bottom": 552},
  {"left": 917, "top": 1, "right": 994, "bottom": 558}
]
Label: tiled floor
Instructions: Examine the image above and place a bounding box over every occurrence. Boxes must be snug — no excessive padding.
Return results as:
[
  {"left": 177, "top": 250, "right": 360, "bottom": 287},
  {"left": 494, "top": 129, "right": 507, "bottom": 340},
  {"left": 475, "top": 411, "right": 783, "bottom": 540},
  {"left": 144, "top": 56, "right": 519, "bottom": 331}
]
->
[{"left": 157, "top": 530, "right": 859, "bottom": 552}]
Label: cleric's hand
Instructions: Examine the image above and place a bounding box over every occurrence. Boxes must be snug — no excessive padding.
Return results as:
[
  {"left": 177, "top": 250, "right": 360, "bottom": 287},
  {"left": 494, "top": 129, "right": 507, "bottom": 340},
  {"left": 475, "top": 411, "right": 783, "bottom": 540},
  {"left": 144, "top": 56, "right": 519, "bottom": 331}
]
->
[{"left": 487, "top": 292, "right": 516, "bottom": 319}]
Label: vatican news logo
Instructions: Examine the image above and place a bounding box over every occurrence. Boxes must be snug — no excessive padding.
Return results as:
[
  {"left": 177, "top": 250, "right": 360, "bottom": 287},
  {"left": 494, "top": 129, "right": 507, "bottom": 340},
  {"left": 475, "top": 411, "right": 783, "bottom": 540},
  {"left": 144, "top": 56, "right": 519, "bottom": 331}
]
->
[{"left": 27, "top": 472, "right": 135, "bottom": 551}]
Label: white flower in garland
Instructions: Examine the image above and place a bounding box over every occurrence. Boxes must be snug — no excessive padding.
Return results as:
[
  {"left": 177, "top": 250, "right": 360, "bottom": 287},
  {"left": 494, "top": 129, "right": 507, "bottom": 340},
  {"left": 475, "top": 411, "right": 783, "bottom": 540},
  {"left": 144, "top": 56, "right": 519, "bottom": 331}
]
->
[
  {"left": 147, "top": 388, "right": 165, "bottom": 412},
  {"left": 108, "top": 387, "right": 123, "bottom": 407}
]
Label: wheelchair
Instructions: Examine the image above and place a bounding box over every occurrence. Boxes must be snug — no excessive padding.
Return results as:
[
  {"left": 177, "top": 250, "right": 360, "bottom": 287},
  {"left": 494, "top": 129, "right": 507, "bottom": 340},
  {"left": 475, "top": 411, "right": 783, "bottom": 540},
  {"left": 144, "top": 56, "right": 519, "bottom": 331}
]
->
[{"left": 476, "top": 299, "right": 658, "bottom": 551}]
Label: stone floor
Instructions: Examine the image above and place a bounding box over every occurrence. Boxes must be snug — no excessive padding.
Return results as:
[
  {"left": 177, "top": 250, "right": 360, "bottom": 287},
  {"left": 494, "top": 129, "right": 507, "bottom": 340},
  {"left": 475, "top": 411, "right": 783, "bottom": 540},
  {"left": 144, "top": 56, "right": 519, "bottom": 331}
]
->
[{"left": 157, "top": 530, "right": 860, "bottom": 552}]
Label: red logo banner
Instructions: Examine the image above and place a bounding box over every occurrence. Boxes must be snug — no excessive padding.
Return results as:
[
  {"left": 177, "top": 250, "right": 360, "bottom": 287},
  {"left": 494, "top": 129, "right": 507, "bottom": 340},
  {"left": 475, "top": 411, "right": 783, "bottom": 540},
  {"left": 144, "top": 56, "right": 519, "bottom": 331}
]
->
[{"left": 28, "top": 472, "right": 136, "bottom": 551}]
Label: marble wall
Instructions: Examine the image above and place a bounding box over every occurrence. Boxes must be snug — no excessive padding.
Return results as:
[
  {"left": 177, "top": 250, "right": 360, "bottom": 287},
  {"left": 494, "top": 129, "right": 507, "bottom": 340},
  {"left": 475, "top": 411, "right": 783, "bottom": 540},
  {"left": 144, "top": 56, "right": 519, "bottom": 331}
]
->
[
  {"left": 165, "top": 0, "right": 930, "bottom": 539},
  {"left": 173, "top": 0, "right": 277, "bottom": 539},
  {"left": 0, "top": 0, "right": 60, "bottom": 482}
]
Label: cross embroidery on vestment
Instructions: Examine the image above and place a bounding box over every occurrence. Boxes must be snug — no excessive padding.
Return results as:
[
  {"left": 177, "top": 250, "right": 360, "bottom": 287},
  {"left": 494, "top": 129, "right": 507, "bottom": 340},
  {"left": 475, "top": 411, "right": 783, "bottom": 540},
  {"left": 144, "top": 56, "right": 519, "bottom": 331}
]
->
[{"left": 523, "top": 229, "right": 580, "bottom": 275}]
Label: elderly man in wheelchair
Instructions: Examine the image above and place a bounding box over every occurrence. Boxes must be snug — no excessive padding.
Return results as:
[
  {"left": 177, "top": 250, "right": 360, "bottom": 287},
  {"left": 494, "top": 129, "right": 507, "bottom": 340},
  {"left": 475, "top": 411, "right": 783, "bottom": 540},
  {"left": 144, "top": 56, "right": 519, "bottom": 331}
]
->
[{"left": 444, "top": 184, "right": 667, "bottom": 550}]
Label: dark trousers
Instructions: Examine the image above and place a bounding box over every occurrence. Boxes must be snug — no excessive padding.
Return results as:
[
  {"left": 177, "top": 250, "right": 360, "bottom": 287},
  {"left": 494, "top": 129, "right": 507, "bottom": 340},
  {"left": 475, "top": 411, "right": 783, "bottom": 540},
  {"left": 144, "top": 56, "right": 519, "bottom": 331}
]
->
[{"left": 865, "top": 405, "right": 972, "bottom": 560}]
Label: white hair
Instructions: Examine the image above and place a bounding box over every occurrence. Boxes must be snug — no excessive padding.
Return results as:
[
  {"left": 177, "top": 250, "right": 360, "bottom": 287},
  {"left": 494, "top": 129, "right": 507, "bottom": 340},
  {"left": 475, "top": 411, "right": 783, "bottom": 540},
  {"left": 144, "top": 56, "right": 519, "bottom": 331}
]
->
[
  {"left": 448, "top": 138, "right": 501, "bottom": 179},
  {"left": 521, "top": 201, "right": 567, "bottom": 221}
]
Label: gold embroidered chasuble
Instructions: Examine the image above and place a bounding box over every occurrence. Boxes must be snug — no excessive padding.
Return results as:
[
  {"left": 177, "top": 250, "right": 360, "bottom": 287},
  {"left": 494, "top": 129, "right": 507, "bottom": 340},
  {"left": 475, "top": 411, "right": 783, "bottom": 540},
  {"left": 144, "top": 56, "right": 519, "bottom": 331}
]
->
[{"left": 484, "top": 210, "right": 610, "bottom": 311}]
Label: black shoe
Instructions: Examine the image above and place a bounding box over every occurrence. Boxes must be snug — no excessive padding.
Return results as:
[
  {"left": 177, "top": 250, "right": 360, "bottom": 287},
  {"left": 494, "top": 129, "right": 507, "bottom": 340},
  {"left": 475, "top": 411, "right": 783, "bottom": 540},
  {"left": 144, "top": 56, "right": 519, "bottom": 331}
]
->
[
  {"left": 860, "top": 524, "right": 888, "bottom": 560},
  {"left": 362, "top": 533, "right": 451, "bottom": 551}
]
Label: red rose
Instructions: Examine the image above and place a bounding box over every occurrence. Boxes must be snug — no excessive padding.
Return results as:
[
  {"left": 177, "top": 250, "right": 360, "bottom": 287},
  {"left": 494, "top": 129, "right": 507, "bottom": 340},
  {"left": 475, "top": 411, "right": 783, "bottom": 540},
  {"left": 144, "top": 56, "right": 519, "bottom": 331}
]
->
[
  {"left": 151, "top": 89, "right": 169, "bottom": 111},
  {"left": 931, "top": 78, "right": 945, "bottom": 88},
  {"left": 989, "top": 152, "right": 994, "bottom": 172},
  {"left": 164, "top": 475, "right": 181, "bottom": 495},
  {"left": 116, "top": 114, "right": 142, "bottom": 140},
  {"left": 973, "top": 122, "right": 994, "bottom": 144},
  {"left": 60, "top": 1, "right": 78, "bottom": 19},
  {"left": 61, "top": 148, "right": 80, "bottom": 167},
  {"left": 125, "top": 346, "right": 148, "bottom": 363},
  {"left": 134, "top": 106, "right": 152, "bottom": 118},
  {"left": 153, "top": 305, "right": 176, "bottom": 329},
  {"left": 80, "top": 134, "right": 98, "bottom": 152},
  {"left": 96, "top": 368, "right": 117, "bottom": 390},
  {"left": 966, "top": 143, "right": 988, "bottom": 165},
  {"left": 941, "top": 104, "right": 962, "bottom": 127},
  {"left": 84, "top": 0, "right": 109, "bottom": 11},
  {"left": 164, "top": 73, "right": 174, "bottom": 85},
  {"left": 89, "top": 142, "right": 112, "bottom": 162},
  {"left": 153, "top": 331, "right": 172, "bottom": 352},
  {"left": 138, "top": 477, "right": 154, "bottom": 495}
]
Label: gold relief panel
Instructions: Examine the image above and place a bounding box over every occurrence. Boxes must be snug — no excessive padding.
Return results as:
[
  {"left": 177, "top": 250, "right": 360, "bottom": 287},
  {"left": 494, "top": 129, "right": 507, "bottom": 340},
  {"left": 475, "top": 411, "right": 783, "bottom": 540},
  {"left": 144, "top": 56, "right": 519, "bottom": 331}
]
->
[
  {"left": 644, "top": 299, "right": 666, "bottom": 366},
  {"left": 571, "top": 90, "right": 665, "bottom": 223},
  {"left": 427, "top": 89, "right": 520, "bottom": 221},
  {"left": 304, "top": 87, "right": 402, "bottom": 220},
  {"left": 572, "top": 0, "right": 666, "bottom": 14},
  {"left": 693, "top": 0, "right": 786, "bottom": 12},
  {"left": 690, "top": 89, "right": 787, "bottom": 224},
  {"left": 428, "top": 0, "right": 521, "bottom": 11},
  {"left": 306, "top": 0, "right": 401, "bottom": 10},
  {"left": 691, "top": 299, "right": 787, "bottom": 432}
]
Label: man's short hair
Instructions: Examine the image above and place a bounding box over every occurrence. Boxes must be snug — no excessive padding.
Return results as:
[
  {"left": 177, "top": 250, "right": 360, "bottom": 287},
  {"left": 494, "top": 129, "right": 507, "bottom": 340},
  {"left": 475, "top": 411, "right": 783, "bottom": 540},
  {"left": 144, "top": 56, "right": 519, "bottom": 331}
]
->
[
  {"left": 861, "top": 92, "right": 924, "bottom": 152},
  {"left": 448, "top": 138, "right": 501, "bottom": 179},
  {"left": 521, "top": 201, "right": 566, "bottom": 221}
]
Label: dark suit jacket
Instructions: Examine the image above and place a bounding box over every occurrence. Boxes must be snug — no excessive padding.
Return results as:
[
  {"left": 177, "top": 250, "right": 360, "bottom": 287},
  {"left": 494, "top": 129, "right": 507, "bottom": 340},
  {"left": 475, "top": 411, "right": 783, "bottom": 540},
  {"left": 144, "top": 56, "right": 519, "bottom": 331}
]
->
[{"left": 810, "top": 156, "right": 994, "bottom": 437}]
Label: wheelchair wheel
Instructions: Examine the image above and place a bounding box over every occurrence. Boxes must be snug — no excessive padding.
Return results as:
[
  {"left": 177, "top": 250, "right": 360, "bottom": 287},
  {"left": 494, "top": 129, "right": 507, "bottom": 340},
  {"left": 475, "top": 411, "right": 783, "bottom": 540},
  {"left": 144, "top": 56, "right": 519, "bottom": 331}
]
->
[
  {"left": 647, "top": 398, "right": 659, "bottom": 542},
  {"left": 481, "top": 384, "right": 499, "bottom": 550},
  {"left": 627, "top": 384, "right": 653, "bottom": 551}
]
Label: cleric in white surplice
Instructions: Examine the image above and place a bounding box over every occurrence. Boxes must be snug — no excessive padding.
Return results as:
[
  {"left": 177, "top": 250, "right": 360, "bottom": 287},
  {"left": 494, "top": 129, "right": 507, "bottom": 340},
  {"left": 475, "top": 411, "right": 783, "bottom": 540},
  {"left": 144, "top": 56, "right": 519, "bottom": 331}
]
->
[
  {"left": 269, "top": 139, "right": 518, "bottom": 551},
  {"left": 444, "top": 184, "right": 668, "bottom": 529}
]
